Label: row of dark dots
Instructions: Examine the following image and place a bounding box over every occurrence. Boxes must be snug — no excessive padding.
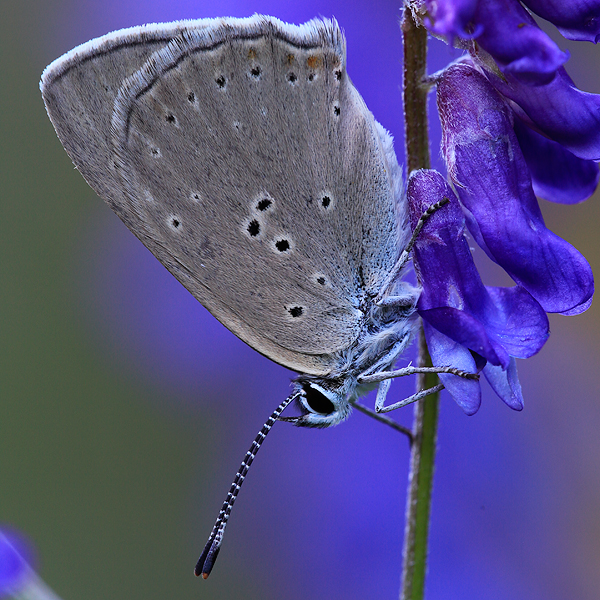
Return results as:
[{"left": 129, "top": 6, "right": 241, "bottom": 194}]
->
[
  {"left": 159, "top": 69, "right": 342, "bottom": 130},
  {"left": 167, "top": 217, "right": 292, "bottom": 255},
  {"left": 165, "top": 216, "right": 307, "bottom": 319},
  {"left": 211, "top": 65, "right": 342, "bottom": 86},
  {"left": 246, "top": 194, "right": 332, "bottom": 240},
  {"left": 167, "top": 195, "right": 275, "bottom": 236},
  {"left": 158, "top": 188, "right": 330, "bottom": 240},
  {"left": 165, "top": 195, "right": 332, "bottom": 320},
  {"left": 153, "top": 55, "right": 342, "bottom": 144}
]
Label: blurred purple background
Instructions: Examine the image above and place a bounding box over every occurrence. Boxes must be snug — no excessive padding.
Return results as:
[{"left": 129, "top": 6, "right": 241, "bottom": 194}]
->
[{"left": 2, "top": 1, "right": 600, "bottom": 599}]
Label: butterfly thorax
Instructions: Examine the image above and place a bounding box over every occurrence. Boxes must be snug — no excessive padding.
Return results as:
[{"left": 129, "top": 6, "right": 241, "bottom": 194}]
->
[{"left": 287, "top": 283, "right": 419, "bottom": 427}]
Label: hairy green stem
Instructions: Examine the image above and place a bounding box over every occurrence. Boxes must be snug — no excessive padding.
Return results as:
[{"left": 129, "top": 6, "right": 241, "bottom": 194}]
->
[
  {"left": 402, "top": 3, "right": 430, "bottom": 173},
  {"left": 400, "top": 330, "right": 439, "bottom": 600},
  {"left": 400, "top": 4, "right": 439, "bottom": 600}
]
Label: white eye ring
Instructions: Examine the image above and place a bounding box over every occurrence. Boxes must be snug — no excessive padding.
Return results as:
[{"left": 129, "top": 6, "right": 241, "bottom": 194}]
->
[{"left": 300, "top": 383, "right": 337, "bottom": 415}]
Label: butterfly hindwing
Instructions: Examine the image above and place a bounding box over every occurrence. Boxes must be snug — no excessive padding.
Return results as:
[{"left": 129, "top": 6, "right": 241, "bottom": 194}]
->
[{"left": 41, "top": 16, "right": 406, "bottom": 375}]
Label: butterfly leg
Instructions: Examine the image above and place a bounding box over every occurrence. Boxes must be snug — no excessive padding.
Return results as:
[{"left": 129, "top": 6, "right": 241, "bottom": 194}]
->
[
  {"left": 350, "top": 398, "right": 414, "bottom": 438},
  {"left": 359, "top": 365, "right": 479, "bottom": 385},
  {"left": 363, "top": 366, "right": 478, "bottom": 413},
  {"left": 375, "top": 378, "right": 393, "bottom": 411},
  {"left": 375, "top": 381, "right": 445, "bottom": 413}
]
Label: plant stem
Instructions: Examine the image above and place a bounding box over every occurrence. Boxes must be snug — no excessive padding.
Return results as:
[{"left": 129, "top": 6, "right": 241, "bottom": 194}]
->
[
  {"left": 400, "top": 330, "right": 439, "bottom": 600},
  {"left": 400, "top": 4, "right": 440, "bottom": 600},
  {"left": 402, "top": 2, "right": 430, "bottom": 173}
]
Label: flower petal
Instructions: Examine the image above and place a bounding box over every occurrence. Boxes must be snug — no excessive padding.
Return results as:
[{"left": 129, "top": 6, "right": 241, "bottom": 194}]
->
[
  {"left": 408, "top": 171, "right": 493, "bottom": 318},
  {"left": 437, "top": 63, "right": 595, "bottom": 314},
  {"left": 419, "top": 306, "right": 507, "bottom": 366},
  {"left": 485, "top": 65, "right": 600, "bottom": 160},
  {"left": 561, "top": 294, "right": 594, "bottom": 316},
  {"left": 424, "top": 0, "right": 480, "bottom": 40},
  {"left": 514, "top": 117, "right": 600, "bottom": 204},
  {"left": 409, "top": 169, "right": 549, "bottom": 360},
  {"left": 422, "top": 321, "right": 482, "bottom": 415},
  {"left": 472, "top": 0, "right": 569, "bottom": 84},
  {"left": 483, "top": 358, "right": 524, "bottom": 410},
  {"left": 485, "top": 287, "right": 549, "bottom": 358},
  {"left": 521, "top": 0, "right": 600, "bottom": 43}
]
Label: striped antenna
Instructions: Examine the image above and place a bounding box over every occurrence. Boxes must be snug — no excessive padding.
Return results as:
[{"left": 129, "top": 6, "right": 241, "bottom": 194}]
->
[{"left": 195, "top": 391, "right": 300, "bottom": 579}]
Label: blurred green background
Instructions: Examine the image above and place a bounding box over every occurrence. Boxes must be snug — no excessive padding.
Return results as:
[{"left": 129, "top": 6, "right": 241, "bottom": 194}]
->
[{"left": 2, "top": 1, "right": 600, "bottom": 599}]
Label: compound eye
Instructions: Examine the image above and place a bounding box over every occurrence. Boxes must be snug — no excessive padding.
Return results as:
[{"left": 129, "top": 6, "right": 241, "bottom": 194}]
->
[{"left": 302, "top": 384, "right": 335, "bottom": 415}]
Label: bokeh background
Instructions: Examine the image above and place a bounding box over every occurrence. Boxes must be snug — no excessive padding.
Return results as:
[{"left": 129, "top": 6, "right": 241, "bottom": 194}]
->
[{"left": 2, "top": 1, "right": 599, "bottom": 599}]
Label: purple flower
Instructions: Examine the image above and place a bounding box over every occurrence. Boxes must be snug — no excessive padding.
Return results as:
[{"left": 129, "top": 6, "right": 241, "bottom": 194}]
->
[
  {"left": 0, "top": 528, "right": 63, "bottom": 600},
  {"left": 436, "top": 62, "right": 594, "bottom": 316},
  {"left": 0, "top": 527, "right": 35, "bottom": 598},
  {"left": 470, "top": 0, "right": 569, "bottom": 85},
  {"left": 425, "top": 0, "right": 570, "bottom": 84},
  {"left": 422, "top": 0, "right": 600, "bottom": 165},
  {"left": 416, "top": 2, "right": 598, "bottom": 414},
  {"left": 407, "top": 169, "right": 549, "bottom": 414}
]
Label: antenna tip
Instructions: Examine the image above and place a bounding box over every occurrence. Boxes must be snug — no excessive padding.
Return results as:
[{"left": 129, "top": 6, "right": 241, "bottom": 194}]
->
[{"left": 194, "top": 567, "right": 210, "bottom": 579}]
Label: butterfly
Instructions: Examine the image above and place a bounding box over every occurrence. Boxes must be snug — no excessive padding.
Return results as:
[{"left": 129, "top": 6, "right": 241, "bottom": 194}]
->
[{"left": 41, "top": 15, "right": 472, "bottom": 577}]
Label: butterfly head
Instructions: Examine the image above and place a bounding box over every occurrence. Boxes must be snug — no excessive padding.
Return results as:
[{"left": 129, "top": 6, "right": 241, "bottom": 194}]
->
[{"left": 279, "top": 377, "right": 355, "bottom": 428}]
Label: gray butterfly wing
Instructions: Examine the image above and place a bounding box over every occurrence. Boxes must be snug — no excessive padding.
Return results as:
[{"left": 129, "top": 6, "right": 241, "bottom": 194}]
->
[
  {"left": 40, "top": 20, "right": 198, "bottom": 213},
  {"left": 41, "top": 16, "right": 407, "bottom": 376}
]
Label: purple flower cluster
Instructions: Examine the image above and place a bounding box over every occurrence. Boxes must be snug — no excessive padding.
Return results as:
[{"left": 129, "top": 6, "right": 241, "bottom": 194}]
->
[{"left": 409, "top": 0, "right": 599, "bottom": 412}]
